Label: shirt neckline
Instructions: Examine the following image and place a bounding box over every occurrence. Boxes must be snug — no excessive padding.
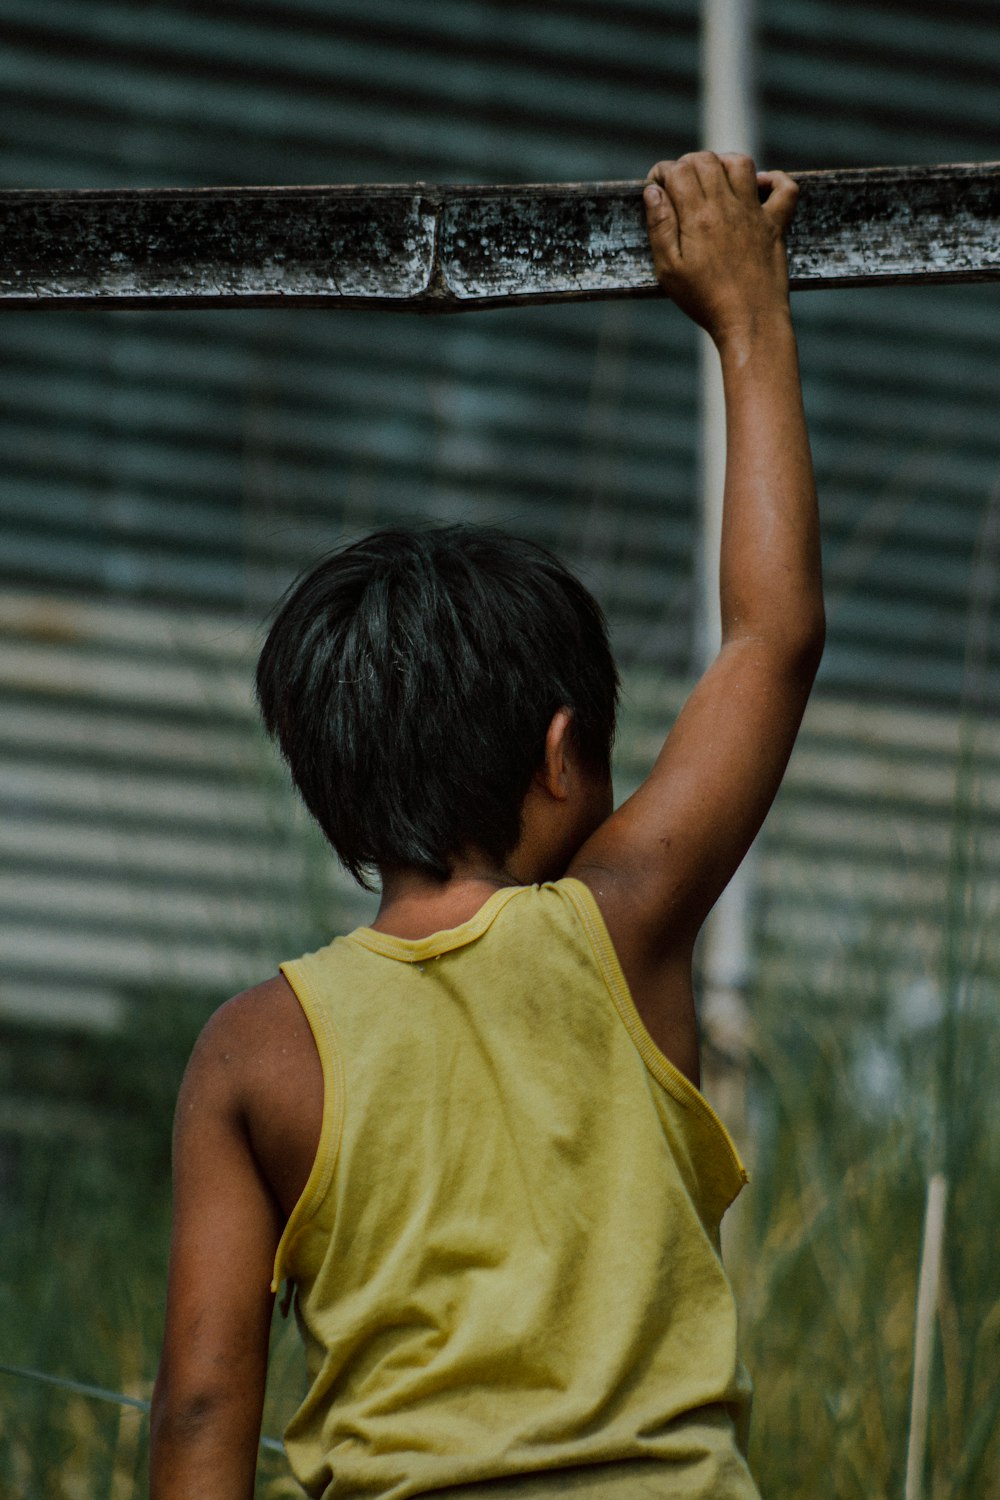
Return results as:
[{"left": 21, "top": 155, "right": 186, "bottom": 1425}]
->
[{"left": 348, "top": 883, "right": 528, "bottom": 962}]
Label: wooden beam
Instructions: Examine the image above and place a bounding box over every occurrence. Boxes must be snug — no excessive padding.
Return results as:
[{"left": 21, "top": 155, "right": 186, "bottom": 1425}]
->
[{"left": 0, "top": 162, "right": 997, "bottom": 312}]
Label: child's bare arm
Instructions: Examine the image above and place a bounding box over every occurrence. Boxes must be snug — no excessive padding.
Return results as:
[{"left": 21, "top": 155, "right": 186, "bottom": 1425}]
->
[
  {"left": 570, "top": 152, "right": 824, "bottom": 1080},
  {"left": 150, "top": 996, "right": 282, "bottom": 1500}
]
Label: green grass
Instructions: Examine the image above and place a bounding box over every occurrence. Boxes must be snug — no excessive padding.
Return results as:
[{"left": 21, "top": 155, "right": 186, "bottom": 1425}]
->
[
  {"left": 0, "top": 986, "right": 310, "bottom": 1499},
  {"left": 732, "top": 996, "right": 999, "bottom": 1499}
]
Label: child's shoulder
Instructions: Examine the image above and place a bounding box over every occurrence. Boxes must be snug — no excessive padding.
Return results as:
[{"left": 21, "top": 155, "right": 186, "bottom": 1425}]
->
[
  {"left": 190, "top": 973, "right": 304, "bottom": 1078},
  {"left": 182, "top": 974, "right": 323, "bottom": 1219}
]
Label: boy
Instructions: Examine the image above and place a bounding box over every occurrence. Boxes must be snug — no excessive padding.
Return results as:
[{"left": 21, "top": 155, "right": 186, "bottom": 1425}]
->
[{"left": 150, "top": 153, "right": 822, "bottom": 1499}]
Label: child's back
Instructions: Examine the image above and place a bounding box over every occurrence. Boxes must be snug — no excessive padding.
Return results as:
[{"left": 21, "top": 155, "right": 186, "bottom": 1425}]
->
[
  {"left": 272, "top": 880, "right": 753, "bottom": 1498},
  {"left": 150, "top": 153, "right": 823, "bottom": 1500}
]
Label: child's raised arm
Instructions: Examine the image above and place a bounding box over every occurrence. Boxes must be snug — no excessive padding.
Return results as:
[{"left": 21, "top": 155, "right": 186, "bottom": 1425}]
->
[{"left": 569, "top": 151, "right": 824, "bottom": 1084}]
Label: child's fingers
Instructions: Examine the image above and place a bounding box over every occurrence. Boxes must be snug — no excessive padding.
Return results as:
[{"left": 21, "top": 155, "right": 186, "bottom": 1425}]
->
[
  {"left": 674, "top": 152, "right": 717, "bottom": 200},
  {"left": 643, "top": 159, "right": 683, "bottom": 245},
  {"left": 718, "top": 152, "right": 758, "bottom": 201},
  {"left": 643, "top": 180, "right": 680, "bottom": 261},
  {"left": 647, "top": 154, "right": 705, "bottom": 210},
  {"left": 757, "top": 170, "right": 800, "bottom": 232}
]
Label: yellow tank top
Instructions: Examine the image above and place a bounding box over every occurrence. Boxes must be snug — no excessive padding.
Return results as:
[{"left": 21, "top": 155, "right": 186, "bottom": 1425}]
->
[{"left": 272, "top": 878, "right": 757, "bottom": 1500}]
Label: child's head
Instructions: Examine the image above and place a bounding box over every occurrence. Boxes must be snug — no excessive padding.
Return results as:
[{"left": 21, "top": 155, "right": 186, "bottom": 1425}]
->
[{"left": 256, "top": 524, "right": 619, "bottom": 889}]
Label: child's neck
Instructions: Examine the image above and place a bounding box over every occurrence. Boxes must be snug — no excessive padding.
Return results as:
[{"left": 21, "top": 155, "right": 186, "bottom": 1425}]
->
[{"left": 372, "top": 857, "right": 526, "bottom": 940}]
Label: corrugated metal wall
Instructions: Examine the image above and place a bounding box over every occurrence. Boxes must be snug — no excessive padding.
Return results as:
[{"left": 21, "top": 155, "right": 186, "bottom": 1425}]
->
[{"left": 1, "top": 0, "right": 999, "bottom": 1038}]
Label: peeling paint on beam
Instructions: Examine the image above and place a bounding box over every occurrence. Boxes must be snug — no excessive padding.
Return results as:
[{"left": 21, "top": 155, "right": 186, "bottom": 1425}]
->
[{"left": 0, "top": 163, "right": 997, "bottom": 312}]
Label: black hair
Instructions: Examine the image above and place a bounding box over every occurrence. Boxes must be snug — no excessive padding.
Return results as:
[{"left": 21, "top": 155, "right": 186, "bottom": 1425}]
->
[{"left": 255, "top": 524, "right": 619, "bottom": 889}]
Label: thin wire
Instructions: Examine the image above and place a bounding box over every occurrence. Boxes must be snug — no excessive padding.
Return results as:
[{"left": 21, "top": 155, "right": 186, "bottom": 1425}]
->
[{"left": 0, "top": 1362, "right": 284, "bottom": 1454}]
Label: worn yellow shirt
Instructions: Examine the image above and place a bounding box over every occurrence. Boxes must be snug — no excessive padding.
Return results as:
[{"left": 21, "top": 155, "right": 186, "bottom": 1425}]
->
[{"left": 273, "top": 879, "right": 758, "bottom": 1500}]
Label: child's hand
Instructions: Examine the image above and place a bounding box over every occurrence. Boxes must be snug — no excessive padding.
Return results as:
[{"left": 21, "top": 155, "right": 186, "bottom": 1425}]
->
[{"left": 643, "top": 152, "right": 798, "bottom": 348}]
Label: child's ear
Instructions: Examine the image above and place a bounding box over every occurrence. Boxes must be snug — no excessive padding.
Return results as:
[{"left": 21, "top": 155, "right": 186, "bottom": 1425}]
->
[{"left": 536, "top": 708, "right": 574, "bottom": 800}]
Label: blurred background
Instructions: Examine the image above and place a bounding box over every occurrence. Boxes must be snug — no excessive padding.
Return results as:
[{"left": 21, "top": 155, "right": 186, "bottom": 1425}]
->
[{"left": 0, "top": 2, "right": 998, "bottom": 1496}]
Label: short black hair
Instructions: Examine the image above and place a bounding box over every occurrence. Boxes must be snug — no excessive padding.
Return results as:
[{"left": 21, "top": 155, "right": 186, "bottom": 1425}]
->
[{"left": 255, "top": 524, "right": 619, "bottom": 889}]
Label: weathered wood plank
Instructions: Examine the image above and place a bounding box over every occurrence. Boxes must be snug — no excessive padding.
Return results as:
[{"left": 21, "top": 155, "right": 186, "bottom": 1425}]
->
[{"left": 0, "top": 163, "right": 997, "bottom": 311}]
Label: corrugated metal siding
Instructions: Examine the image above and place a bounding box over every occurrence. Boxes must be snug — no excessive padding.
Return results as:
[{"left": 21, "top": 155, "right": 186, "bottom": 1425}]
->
[
  {"left": 1, "top": 0, "right": 999, "bottom": 1031},
  {"left": 0, "top": 591, "right": 359, "bottom": 1027}
]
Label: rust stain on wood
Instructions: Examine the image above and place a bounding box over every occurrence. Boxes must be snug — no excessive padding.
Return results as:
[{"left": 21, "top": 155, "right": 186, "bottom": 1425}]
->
[{"left": 0, "top": 163, "right": 997, "bottom": 312}]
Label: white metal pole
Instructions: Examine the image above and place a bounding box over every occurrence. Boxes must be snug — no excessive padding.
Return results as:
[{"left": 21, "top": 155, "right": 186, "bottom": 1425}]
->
[
  {"left": 904, "top": 1173, "right": 949, "bottom": 1500},
  {"left": 698, "top": 0, "right": 758, "bottom": 1124}
]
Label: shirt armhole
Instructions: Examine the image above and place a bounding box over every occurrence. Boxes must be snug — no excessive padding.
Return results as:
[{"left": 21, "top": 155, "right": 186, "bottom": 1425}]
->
[
  {"left": 557, "top": 877, "right": 748, "bottom": 1187},
  {"left": 270, "top": 956, "right": 347, "bottom": 1294}
]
